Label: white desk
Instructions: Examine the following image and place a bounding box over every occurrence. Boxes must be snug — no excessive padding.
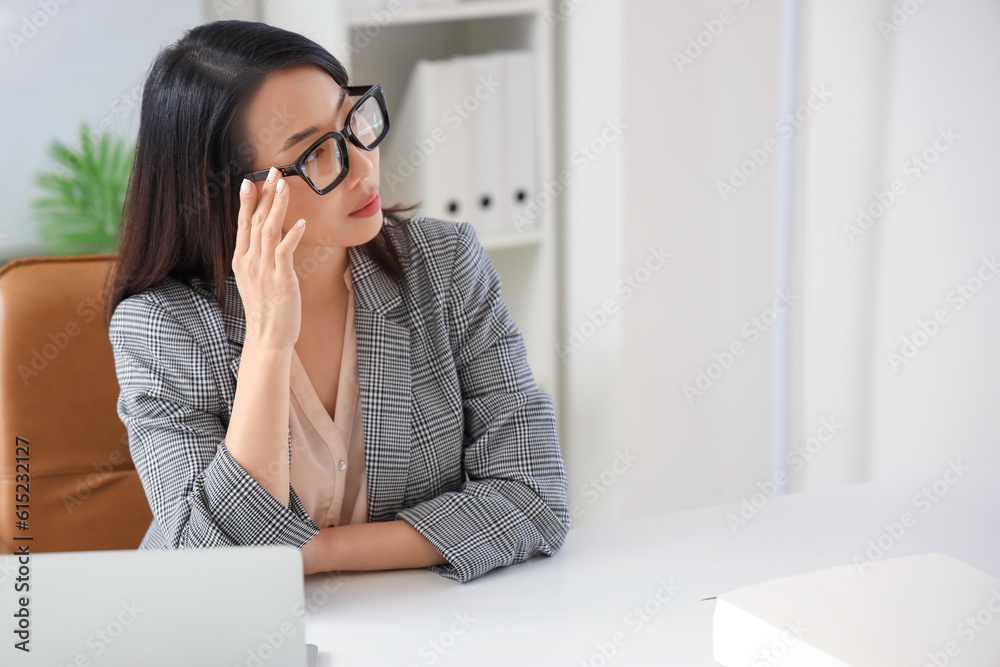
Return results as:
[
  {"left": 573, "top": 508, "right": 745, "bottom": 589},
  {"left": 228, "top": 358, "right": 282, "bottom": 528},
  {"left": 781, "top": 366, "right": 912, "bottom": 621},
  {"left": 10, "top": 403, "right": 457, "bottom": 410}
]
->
[{"left": 303, "top": 463, "right": 1000, "bottom": 666}]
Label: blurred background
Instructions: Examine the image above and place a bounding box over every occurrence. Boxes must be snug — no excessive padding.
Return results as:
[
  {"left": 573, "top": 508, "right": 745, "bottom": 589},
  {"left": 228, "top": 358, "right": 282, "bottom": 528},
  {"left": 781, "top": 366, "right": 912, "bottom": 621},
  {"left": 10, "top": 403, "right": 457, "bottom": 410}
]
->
[{"left": 1, "top": 0, "right": 997, "bottom": 533}]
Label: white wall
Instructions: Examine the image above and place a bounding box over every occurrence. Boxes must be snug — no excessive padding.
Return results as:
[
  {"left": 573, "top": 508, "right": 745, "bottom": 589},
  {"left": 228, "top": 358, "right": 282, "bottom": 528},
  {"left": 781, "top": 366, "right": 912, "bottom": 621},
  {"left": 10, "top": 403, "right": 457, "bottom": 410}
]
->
[
  {"left": 556, "top": 0, "right": 626, "bottom": 526},
  {"left": 619, "top": 0, "right": 786, "bottom": 519},
  {"left": 795, "top": 0, "right": 1000, "bottom": 492},
  {"left": 0, "top": 0, "right": 203, "bottom": 260},
  {"left": 560, "top": 0, "right": 787, "bottom": 526},
  {"left": 864, "top": 0, "right": 1000, "bottom": 480},
  {"left": 7, "top": 0, "right": 996, "bottom": 527},
  {"left": 561, "top": 0, "right": 1000, "bottom": 527},
  {"left": 792, "top": 0, "right": 894, "bottom": 493}
]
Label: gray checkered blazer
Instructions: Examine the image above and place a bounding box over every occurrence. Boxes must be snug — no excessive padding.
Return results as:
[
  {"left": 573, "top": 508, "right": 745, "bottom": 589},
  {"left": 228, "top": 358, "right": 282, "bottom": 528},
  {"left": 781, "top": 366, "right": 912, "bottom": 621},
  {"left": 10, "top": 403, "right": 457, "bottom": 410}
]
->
[{"left": 109, "top": 216, "right": 570, "bottom": 583}]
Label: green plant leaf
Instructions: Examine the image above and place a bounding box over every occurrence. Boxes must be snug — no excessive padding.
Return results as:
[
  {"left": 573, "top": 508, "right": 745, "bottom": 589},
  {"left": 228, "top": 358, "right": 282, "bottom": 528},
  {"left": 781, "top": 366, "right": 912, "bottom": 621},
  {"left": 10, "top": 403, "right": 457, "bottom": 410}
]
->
[{"left": 31, "top": 121, "right": 135, "bottom": 256}]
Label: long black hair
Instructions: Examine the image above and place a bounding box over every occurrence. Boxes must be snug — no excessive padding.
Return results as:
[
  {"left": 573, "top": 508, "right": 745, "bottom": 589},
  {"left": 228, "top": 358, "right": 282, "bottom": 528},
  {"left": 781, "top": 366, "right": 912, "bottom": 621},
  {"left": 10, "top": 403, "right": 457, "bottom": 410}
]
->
[{"left": 104, "top": 20, "right": 415, "bottom": 328}]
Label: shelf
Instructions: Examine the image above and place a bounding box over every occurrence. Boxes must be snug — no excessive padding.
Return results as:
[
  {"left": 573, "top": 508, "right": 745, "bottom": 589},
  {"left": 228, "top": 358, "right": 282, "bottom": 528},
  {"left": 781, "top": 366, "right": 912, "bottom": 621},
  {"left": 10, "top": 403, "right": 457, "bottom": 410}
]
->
[
  {"left": 477, "top": 226, "right": 544, "bottom": 251},
  {"left": 348, "top": 0, "right": 539, "bottom": 27},
  {"left": 333, "top": 0, "right": 559, "bottom": 411}
]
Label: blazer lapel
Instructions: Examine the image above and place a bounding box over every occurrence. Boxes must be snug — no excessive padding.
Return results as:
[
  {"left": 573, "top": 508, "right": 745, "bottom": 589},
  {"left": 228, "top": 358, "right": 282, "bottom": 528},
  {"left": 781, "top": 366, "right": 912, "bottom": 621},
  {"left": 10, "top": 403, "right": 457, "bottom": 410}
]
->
[
  {"left": 191, "top": 245, "right": 413, "bottom": 525},
  {"left": 347, "top": 244, "right": 412, "bottom": 523}
]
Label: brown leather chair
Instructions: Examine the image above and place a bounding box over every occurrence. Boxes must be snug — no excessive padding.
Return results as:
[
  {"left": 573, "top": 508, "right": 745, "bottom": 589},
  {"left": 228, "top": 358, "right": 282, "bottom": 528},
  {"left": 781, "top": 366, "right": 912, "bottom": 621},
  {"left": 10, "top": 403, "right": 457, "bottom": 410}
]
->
[{"left": 0, "top": 254, "right": 151, "bottom": 553}]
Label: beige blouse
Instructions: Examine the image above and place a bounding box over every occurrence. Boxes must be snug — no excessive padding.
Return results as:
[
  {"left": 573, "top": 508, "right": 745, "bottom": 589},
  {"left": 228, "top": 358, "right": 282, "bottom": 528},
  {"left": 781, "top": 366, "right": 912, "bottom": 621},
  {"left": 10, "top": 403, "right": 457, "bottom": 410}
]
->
[{"left": 288, "top": 260, "right": 369, "bottom": 529}]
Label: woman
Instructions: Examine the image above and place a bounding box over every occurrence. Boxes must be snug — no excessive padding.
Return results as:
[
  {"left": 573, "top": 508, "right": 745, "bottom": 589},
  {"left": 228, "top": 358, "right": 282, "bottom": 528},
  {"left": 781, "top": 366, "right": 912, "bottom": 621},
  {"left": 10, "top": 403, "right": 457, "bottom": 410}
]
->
[{"left": 104, "top": 20, "right": 570, "bottom": 584}]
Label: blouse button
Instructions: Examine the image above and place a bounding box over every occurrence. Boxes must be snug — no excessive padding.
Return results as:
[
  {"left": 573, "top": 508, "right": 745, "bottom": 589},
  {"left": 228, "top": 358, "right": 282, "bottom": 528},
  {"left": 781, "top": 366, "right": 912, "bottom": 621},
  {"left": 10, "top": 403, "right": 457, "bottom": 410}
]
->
[{"left": 338, "top": 460, "right": 347, "bottom": 470}]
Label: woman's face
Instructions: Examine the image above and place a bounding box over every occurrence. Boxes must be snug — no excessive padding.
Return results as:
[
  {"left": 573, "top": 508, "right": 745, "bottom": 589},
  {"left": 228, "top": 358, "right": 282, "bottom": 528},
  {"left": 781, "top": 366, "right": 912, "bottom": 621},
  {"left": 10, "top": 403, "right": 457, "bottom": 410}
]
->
[{"left": 241, "top": 63, "right": 383, "bottom": 248}]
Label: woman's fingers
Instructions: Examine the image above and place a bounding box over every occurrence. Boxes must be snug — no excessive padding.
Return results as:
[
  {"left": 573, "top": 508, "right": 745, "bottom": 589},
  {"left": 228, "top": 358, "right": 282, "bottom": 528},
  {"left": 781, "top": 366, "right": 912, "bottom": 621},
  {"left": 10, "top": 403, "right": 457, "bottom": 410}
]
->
[
  {"left": 229, "top": 164, "right": 303, "bottom": 349},
  {"left": 276, "top": 217, "right": 306, "bottom": 276},
  {"left": 234, "top": 177, "right": 255, "bottom": 263},
  {"left": 261, "top": 176, "right": 290, "bottom": 267},
  {"left": 248, "top": 166, "right": 280, "bottom": 265}
]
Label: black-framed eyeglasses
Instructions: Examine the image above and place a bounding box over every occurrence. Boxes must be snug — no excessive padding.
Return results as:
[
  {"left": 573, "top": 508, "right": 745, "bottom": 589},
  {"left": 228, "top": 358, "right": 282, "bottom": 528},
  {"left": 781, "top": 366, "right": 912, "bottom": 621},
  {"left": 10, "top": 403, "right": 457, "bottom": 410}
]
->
[{"left": 244, "top": 84, "right": 390, "bottom": 195}]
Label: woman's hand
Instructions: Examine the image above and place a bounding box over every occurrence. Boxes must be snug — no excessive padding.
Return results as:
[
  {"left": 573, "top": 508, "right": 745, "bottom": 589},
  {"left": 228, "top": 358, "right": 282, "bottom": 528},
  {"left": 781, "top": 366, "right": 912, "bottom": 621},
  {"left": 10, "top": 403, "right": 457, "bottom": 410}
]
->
[{"left": 232, "top": 167, "right": 307, "bottom": 350}]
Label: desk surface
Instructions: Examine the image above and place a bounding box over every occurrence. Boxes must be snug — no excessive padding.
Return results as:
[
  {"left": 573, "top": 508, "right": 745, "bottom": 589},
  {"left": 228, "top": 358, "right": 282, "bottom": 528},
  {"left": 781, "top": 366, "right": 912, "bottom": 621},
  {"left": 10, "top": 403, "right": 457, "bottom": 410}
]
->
[{"left": 303, "top": 463, "right": 1000, "bottom": 666}]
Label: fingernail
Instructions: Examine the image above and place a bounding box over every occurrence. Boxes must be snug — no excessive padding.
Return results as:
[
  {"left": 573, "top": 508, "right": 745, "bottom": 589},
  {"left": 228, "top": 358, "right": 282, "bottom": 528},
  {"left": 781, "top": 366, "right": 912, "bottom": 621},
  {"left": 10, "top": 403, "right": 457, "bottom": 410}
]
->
[
  {"left": 266, "top": 166, "right": 278, "bottom": 183},
  {"left": 240, "top": 178, "right": 251, "bottom": 195},
  {"left": 276, "top": 178, "right": 285, "bottom": 194},
  {"left": 294, "top": 218, "right": 305, "bottom": 228}
]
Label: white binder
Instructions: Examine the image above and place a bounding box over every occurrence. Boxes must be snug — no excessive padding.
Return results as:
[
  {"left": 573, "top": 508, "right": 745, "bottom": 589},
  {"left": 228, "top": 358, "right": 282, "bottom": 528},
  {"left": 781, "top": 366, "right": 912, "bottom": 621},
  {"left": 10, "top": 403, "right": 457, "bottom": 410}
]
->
[
  {"left": 378, "top": 60, "right": 421, "bottom": 213},
  {"left": 381, "top": 56, "right": 471, "bottom": 224},
  {"left": 466, "top": 52, "right": 504, "bottom": 236},
  {"left": 382, "top": 51, "right": 538, "bottom": 235},
  {"left": 501, "top": 50, "right": 537, "bottom": 233},
  {"left": 712, "top": 552, "right": 1000, "bottom": 666}
]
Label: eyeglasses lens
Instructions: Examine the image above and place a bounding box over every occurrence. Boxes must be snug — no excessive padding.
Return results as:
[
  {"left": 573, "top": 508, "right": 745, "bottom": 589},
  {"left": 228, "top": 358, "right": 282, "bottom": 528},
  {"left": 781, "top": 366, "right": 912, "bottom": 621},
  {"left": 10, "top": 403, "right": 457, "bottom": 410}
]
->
[
  {"left": 301, "top": 93, "right": 387, "bottom": 191},
  {"left": 302, "top": 136, "right": 343, "bottom": 191},
  {"left": 351, "top": 96, "right": 385, "bottom": 149}
]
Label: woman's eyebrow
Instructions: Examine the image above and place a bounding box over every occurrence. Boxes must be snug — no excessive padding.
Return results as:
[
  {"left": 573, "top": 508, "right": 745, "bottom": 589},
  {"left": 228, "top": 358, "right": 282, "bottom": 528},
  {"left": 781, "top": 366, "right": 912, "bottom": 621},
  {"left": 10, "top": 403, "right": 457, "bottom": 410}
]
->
[{"left": 278, "top": 87, "right": 349, "bottom": 154}]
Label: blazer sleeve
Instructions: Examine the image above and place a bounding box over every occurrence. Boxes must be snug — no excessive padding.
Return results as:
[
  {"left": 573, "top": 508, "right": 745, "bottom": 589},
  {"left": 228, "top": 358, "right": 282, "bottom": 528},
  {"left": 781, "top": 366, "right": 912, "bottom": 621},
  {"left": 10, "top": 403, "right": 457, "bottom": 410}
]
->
[
  {"left": 394, "top": 221, "right": 571, "bottom": 583},
  {"left": 109, "top": 293, "right": 321, "bottom": 549}
]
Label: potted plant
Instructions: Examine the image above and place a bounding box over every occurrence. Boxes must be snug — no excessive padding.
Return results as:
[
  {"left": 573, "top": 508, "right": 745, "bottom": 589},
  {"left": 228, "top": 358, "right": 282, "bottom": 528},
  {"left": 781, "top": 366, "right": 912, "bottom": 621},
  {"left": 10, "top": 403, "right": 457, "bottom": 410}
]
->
[{"left": 31, "top": 121, "right": 134, "bottom": 256}]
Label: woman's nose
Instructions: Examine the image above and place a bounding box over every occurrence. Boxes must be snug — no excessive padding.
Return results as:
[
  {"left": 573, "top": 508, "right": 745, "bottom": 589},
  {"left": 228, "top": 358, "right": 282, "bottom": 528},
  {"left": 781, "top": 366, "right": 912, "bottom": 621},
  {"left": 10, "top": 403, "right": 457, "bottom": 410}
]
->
[{"left": 344, "top": 143, "right": 375, "bottom": 184}]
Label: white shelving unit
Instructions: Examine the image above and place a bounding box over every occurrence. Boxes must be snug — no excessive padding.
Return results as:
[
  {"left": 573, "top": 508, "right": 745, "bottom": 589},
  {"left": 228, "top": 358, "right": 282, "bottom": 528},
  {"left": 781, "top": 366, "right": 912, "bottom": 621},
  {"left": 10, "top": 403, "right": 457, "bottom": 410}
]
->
[{"left": 264, "top": 0, "right": 561, "bottom": 406}]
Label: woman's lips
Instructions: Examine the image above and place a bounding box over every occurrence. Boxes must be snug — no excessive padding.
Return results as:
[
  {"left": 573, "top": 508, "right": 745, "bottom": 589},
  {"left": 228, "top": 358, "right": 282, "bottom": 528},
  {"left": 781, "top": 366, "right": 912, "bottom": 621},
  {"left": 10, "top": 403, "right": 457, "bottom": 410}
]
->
[{"left": 348, "top": 190, "right": 380, "bottom": 217}]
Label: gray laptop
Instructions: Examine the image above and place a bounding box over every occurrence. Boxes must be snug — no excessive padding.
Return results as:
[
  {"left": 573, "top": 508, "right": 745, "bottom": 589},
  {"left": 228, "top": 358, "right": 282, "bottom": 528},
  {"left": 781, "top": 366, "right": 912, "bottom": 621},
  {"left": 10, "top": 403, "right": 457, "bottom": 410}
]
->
[{"left": 0, "top": 544, "right": 319, "bottom": 666}]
